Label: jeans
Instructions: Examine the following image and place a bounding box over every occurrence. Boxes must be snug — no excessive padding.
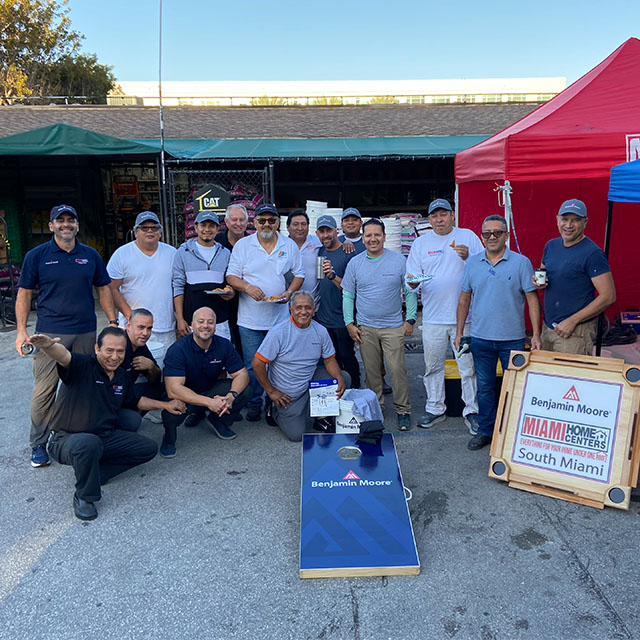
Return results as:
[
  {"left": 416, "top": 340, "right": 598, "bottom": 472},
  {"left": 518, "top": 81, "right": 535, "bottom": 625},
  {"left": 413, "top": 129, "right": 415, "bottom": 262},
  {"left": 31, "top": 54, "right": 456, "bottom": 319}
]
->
[
  {"left": 238, "top": 326, "right": 269, "bottom": 407},
  {"left": 471, "top": 337, "right": 524, "bottom": 437}
]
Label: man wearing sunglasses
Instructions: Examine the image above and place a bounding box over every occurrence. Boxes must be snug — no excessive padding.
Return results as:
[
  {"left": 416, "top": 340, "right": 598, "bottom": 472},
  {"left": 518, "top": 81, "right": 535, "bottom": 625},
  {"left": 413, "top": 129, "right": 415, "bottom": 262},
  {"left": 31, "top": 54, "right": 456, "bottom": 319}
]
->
[
  {"left": 107, "top": 211, "right": 177, "bottom": 365},
  {"left": 227, "top": 203, "right": 305, "bottom": 422},
  {"left": 455, "top": 215, "right": 541, "bottom": 451}
]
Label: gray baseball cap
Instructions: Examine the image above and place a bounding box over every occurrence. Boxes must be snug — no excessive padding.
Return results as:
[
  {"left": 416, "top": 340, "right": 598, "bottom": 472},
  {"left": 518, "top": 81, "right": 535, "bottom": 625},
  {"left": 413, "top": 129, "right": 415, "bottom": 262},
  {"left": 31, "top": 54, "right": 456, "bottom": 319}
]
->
[
  {"left": 134, "top": 211, "right": 161, "bottom": 228},
  {"left": 341, "top": 207, "right": 361, "bottom": 220},
  {"left": 195, "top": 211, "right": 220, "bottom": 224},
  {"left": 428, "top": 198, "right": 453, "bottom": 215},
  {"left": 558, "top": 199, "right": 587, "bottom": 218},
  {"left": 316, "top": 215, "right": 337, "bottom": 230}
]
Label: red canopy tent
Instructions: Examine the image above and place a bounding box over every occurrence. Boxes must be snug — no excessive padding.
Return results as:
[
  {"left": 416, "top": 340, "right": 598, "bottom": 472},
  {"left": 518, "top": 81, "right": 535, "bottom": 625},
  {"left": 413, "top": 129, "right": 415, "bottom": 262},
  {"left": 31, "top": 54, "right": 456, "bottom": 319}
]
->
[{"left": 455, "top": 37, "right": 640, "bottom": 316}]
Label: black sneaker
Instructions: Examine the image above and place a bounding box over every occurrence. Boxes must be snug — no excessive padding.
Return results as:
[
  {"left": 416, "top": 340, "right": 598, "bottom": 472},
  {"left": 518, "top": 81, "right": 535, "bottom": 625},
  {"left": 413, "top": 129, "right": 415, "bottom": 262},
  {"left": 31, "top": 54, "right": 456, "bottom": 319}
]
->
[
  {"left": 207, "top": 417, "right": 237, "bottom": 440},
  {"left": 265, "top": 399, "right": 278, "bottom": 427},
  {"left": 467, "top": 434, "right": 492, "bottom": 451},
  {"left": 246, "top": 405, "right": 262, "bottom": 422},
  {"left": 31, "top": 445, "right": 50, "bottom": 468},
  {"left": 73, "top": 493, "right": 97, "bottom": 521}
]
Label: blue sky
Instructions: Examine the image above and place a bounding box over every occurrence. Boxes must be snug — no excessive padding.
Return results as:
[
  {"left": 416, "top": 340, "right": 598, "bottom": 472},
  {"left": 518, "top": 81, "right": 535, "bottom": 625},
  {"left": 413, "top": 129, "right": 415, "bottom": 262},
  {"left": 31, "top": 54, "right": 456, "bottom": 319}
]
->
[{"left": 67, "top": 0, "right": 640, "bottom": 84}]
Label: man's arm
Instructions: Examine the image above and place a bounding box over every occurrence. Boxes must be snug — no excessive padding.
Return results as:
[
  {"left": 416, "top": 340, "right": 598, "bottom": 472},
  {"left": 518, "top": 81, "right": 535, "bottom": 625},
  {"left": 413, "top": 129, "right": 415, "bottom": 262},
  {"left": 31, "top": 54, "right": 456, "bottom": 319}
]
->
[
  {"left": 15, "top": 288, "right": 34, "bottom": 355},
  {"left": 252, "top": 356, "right": 292, "bottom": 408},
  {"left": 554, "top": 272, "right": 616, "bottom": 338},
  {"left": 454, "top": 291, "right": 472, "bottom": 350},
  {"left": 525, "top": 291, "right": 542, "bottom": 350},
  {"left": 131, "top": 356, "right": 162, "bottom": 384},
  {"left": 27, "top": 334, "right": 72, "bottom": 368},
  {"left": 323, "top": 356, "right": 346, "bottom": 399},
  {"left": 137, "top": 396, "right": 186, "bottom": 415},
  {"left": 226, "top": 274, "right": 265, "bottom": 301},
  {"left": 173, "top": 294, "right": 191, "bottom": 337},
  {"left": 106, "top": 279, "right": 129, "bottom": 320},
  {"left": 280, "top": 276, "right": 304, "bottom": 303},
  {"left": 165, "top": 375, "right": 229, "bottom": 415}
]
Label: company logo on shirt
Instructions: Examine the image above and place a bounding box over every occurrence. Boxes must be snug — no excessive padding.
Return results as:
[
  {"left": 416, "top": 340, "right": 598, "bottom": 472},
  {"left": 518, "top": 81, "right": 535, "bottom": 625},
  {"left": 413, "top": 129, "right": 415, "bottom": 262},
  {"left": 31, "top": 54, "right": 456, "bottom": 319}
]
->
[
  {"left": 95, "top": 380, "right": 104, "bottom": 385},
  {"left": 45, "top": 260, "right": 59, "bottom": 265},
  {"left": 75, "top": 258, "right": 89, "bottom": 265},
  {"left": 278, "top": 250, "right": 287, "bottom": 258},
  {"left": 427, "top": 250, "right": 444, "bottom": 256},
  {"left": 209, "top": 358, "right": 222, "bottom": 364},
  {"left": 112, "top": 385, "right": 124, "bottom": 395}
]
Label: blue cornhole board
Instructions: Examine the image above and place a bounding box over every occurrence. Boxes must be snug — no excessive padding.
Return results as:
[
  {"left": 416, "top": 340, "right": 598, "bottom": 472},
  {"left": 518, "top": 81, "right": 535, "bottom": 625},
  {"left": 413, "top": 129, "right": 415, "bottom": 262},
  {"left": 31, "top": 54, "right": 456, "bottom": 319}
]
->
[{"left": 300, "top": 433, "right": 420, "bottom": 578}]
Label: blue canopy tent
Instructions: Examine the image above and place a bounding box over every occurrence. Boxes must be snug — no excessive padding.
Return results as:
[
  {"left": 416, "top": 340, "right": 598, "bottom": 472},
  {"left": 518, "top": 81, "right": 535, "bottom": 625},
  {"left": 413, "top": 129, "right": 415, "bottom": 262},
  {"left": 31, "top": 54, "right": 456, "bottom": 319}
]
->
[{"left": 595, "top": 159, "right": 640, "bottom": 354}]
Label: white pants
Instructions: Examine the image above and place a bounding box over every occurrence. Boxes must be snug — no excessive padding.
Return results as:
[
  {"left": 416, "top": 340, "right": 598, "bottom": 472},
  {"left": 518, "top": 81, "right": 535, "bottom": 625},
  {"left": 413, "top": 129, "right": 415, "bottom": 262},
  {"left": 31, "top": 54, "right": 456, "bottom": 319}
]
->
[
  {"left": 422, "top": 322, "right": 478, "bottom": 417},
  {"left": 150, "top": 329, "right": 176, "bottom": 369}
]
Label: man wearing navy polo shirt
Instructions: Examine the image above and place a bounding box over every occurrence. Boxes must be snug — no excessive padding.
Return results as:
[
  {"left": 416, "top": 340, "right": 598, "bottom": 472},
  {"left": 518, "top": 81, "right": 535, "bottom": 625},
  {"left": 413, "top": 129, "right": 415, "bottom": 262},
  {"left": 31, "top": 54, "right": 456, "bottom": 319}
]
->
[
  {"left": 455, "top": 215, "right": 542, "bottom": 451},
  {"left": 15, "top": 204, "right": 117, "bottom": 468},
  {"left": 26, "top": 327, "right": 185, "bottom": 521},
  {"left": 533, "top": 199, "right": 616, "bottom": 355},
  {"left": 160, "top": 306, "right": 251, "bottom": 457}
]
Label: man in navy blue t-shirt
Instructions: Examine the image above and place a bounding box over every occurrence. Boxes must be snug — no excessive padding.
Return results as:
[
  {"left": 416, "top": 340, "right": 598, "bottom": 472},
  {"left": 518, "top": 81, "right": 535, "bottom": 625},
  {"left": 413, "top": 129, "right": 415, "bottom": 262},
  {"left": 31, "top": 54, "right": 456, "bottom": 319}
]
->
[
  {"left": 15, "top": 205, "right": 117, "bottom": 468},
  {"left": 533, "top": 199, "right": 616, "bottom": 355},
  {"left": 160, "top": 307, "right": 251, "bottom": 457}
]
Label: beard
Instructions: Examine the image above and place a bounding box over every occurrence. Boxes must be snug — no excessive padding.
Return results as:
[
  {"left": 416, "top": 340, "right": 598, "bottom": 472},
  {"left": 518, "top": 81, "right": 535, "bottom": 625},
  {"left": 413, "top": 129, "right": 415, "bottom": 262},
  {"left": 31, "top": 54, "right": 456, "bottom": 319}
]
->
[{"left": 259, "top": 229, "right": 274, "bottom": 240}]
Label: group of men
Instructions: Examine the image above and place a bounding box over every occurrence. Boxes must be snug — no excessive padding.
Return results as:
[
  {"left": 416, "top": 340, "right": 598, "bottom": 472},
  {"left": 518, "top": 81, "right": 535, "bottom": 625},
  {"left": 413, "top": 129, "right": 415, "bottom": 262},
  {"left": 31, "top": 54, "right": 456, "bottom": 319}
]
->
[{"left": 15, "top": 195, "right": 614, "bottom": 520}]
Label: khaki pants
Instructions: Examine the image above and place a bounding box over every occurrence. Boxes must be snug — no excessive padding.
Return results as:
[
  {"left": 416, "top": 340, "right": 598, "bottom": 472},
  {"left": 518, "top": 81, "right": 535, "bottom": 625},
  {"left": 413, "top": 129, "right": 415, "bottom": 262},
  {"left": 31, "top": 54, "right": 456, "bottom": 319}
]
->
[
  {"left": 360, "top": 325, "right": 410, "bottom": 415},
  {"left": 30, "top": 331, "right": 95, "bottom": 447},
  {"left": 541, "top": 319, "right": 597, "bottom": 356}
]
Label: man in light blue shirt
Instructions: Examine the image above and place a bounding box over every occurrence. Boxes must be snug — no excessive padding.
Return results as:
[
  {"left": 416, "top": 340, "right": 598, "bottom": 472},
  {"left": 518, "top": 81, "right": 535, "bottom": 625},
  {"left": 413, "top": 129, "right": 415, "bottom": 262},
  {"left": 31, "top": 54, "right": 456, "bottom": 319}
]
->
[
  {"left": 342, "top": 219, "right": 417, "bottom": 431},
  {"left": 455, "top": 215, "right": 541, "bottom": 451}
]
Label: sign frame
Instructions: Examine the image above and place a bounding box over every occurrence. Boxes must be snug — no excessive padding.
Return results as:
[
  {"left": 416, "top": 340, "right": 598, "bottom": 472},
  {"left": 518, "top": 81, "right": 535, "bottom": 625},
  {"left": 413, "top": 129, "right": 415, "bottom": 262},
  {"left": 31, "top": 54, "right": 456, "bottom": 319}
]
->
[{"left": 489, "top": 350, "right": 640, "bottom": 510}]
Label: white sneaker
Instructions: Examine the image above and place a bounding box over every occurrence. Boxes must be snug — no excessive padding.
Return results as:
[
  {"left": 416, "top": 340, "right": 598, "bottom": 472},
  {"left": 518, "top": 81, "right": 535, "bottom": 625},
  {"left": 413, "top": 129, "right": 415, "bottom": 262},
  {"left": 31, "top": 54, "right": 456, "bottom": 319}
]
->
[{"left": 145, "top": 409, "right": 163, "bottom": 424}]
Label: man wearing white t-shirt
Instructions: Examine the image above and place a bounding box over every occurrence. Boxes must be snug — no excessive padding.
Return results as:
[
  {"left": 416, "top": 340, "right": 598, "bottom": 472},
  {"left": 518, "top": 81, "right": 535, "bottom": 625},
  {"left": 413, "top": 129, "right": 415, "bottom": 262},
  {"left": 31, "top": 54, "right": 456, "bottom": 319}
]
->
[
  {"left": 286, "top": 210, "right": 322, "bottom": 304},
  {"left": 226, "top": 203, "right": 305, "bottom": 421},
  {"left": 406, "top": 198, "right": 483, "bottom": 433},
  {"left": 107, "top": 211, "right": 177, "bottom": 364}
]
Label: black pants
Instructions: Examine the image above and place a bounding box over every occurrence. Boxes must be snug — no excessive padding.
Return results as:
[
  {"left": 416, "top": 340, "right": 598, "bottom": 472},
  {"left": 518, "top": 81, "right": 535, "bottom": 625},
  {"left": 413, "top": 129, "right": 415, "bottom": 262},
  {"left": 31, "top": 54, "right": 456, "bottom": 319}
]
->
[
  {"left": 161, "top": 379, "right": 252, "bottom": 446},
  {"left": 118, "top": 382, "right": 166, "bottom": 432},
  {"left": 326, "top": 326, "right": 361, "bottom": 389},
  {"left": 48, "top": 430, "right": 158, "bottom": 502}
]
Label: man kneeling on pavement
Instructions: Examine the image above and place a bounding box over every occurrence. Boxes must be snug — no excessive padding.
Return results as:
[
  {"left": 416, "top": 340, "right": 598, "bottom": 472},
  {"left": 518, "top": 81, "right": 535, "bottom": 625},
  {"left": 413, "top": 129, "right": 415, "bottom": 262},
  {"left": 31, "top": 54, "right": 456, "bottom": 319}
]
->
[
  {"left": 27, "top": 327, "right": 186, "bottom": 521},
  {"left": 160, "top": 307, "right": 251, "bottom": 457},
  {"left": 252, "top": 291, "right": 348, "bottom": 442}
]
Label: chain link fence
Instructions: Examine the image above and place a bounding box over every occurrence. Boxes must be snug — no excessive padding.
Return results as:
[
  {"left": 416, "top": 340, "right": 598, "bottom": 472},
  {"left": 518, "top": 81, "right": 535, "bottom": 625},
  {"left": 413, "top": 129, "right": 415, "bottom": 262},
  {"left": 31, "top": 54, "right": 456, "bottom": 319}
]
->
[{"left": 167, "top": 167, "right": 271, "bottom": 245}]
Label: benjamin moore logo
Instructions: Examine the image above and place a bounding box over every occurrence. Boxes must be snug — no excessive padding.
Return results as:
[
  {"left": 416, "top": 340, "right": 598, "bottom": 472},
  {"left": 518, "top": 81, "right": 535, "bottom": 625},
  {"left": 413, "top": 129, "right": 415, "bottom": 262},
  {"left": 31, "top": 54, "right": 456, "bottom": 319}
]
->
[
  {"left": 343, "top": 470, "right": 360, "bottom": 480},
  {"left": 563, "top": 385, "right": 580, "bottom": 401}
]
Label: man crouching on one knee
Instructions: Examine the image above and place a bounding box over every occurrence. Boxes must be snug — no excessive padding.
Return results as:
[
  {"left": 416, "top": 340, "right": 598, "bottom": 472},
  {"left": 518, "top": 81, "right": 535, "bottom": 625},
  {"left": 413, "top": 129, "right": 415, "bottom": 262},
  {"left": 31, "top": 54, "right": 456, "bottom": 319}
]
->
[
  {"left": 252, "top": 291, "right": 348, "bottom": 442},
  {"left": 27, "top": 327, "right": 186, "bottom": 521}
]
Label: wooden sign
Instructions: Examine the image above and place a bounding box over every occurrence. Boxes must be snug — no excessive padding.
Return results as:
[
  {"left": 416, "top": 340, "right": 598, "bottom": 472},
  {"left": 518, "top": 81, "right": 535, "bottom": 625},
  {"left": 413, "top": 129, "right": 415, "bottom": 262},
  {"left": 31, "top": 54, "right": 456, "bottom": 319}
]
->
[
  {"left": 300, "top": 433, "right": 420, "bottom": 578},
  {"left": 489, "top": 350, "right": 640, "bottom": 510}
]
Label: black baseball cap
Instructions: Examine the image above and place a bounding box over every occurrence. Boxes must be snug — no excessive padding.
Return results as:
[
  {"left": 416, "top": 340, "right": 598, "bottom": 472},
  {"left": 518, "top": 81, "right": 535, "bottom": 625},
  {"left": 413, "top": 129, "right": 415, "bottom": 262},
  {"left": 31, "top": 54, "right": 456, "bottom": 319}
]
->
[{"left": 50, "top": 204, "right": 78, "bottom": 221}]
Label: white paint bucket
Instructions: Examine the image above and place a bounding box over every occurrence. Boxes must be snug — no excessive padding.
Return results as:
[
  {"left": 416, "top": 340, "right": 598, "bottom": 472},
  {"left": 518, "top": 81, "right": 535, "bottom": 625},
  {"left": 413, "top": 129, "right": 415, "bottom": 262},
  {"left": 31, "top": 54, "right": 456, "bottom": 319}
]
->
[
  {"left": 147, "top": 341, "right": 166, "bottom": 368},
  {"left": 335, "top": 399, "right": 365, "bottom": 434}
]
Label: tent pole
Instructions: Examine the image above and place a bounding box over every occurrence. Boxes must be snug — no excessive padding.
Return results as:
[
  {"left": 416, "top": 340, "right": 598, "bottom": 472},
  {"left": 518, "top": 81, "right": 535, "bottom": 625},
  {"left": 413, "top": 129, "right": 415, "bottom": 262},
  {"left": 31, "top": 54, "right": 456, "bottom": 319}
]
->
[
  {"left": 157, "top": 0, "right": 170, "bottom": 243},
  {"left": 595, "top": 200, "right": 615, "bottom": 356}
]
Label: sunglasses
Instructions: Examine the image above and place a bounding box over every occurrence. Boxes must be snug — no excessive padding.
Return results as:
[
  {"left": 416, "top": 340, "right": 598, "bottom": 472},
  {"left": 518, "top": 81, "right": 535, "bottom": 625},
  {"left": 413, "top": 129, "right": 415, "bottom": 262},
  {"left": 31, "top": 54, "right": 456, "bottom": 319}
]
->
[
  {"left": 138, "top": 225, "right": 161, "bottom": 232},
  {"left": 481, "top": 230, "right": 506, "bottom": 239},
  {"left": 255, "top": 217, "right": 278, "bottom": 225}
]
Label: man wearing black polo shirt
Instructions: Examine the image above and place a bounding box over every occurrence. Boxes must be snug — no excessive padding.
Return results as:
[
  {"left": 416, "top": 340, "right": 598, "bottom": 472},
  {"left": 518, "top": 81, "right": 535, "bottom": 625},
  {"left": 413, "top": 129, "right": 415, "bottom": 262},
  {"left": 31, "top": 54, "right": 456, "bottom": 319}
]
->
[
  {"left": 119, "top": 308, "right": 164, "bottom": 432},
  {"left": 161, "top": 306, "right": 251, "bottom": 458},
  {"left": 15, "top": 204, "right": 117, "bottom": 469},
  {"left": 26, "top": 328, "right": 185, "bottom": 521}
]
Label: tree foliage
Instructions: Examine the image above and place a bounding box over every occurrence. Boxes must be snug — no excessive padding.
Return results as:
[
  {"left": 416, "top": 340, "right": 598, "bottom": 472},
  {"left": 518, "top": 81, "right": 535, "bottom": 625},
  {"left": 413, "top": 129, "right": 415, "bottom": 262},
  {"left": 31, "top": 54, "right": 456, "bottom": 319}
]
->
[{"left": 0, "top": 0, "right": 115, "bottom": 104}]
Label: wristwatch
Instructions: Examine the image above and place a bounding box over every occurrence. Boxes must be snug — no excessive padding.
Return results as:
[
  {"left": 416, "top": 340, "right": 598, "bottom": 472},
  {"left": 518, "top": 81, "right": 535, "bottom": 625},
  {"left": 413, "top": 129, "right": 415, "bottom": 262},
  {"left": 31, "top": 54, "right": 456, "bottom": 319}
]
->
[
  {"left": 327, "top": 272, "right": 336, "bottom": 281},
  {"left": 108, "top": 320, "right": 118, "bottom": 326},
  {"left": 406, "top": 319, "right": 416, "bottom": 326},
  {"left": 229, "top": 390, "right": 239, "bottom": 399}
]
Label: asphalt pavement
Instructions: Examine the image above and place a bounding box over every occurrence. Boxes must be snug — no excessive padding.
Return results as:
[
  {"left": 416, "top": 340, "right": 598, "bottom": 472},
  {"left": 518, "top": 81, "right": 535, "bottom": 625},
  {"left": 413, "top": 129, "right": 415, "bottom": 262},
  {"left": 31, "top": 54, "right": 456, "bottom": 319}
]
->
[{"left": 0, "top": 320, "right": 638, "bottom": 640}]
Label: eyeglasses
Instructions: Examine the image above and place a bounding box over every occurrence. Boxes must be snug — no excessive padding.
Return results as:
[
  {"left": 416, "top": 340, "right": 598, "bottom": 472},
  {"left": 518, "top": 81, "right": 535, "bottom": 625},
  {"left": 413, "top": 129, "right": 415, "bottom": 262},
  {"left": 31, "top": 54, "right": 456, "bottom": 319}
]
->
[
  {"left": 481, "top": 230, "right": 506, "bottom": 239},
  {"left": 138, "top": 225, "right": 161, "bottom": 232},
  {"left": 255, "top": 217, "right": 278, "bottom": 225}
]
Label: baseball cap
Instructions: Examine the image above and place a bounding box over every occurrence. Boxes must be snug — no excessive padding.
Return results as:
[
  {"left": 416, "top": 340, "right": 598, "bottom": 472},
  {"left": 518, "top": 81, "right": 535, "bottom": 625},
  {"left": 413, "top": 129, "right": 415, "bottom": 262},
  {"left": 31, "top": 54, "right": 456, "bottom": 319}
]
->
[
  {"left": 50, "top": 204, "right": 78, "bottom": 221},
  {"left": 428, "top": 198, "right": 453, "bottom": 215},
  {"left": 341, "top": 207, "right": 361, "bottom": 220},
  {"left": 558, "top": 199, "right": 587, "bottom": 218},
  {"left": 316, "top": 215, "right": 337, "bottom": 230},
  {"left": 254, "top": 203, "right": 279, "bottom": 217},
  {"left": 195, "top": 211, "right": 220, "bottom": 225},
  {"left": 134, "top": 211, "right": 161, "bottom": 228}
]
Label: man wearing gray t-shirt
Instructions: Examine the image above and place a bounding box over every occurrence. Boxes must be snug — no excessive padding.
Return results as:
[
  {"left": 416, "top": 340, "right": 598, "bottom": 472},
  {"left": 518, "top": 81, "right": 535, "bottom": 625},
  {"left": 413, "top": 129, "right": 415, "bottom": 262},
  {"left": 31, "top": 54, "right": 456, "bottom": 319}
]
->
[
  {"left": 252, "top": 291, "right": 347, "bottom": 442},
  {"left": 341, "top": 219, "right": 418, "bottom": 431}
]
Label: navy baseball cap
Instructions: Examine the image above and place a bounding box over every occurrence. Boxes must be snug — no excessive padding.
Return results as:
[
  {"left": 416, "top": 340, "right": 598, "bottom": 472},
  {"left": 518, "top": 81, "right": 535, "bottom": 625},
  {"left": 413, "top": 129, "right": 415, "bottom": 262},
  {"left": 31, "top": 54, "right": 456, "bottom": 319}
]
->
[
  {"left": 50, "top": 204, "right": 78, "bottom": 221},
  {"left": 428, "top": 198, "right": 453, "bottom": 215},
  {"left": 316, "top": 215, "right": 337, "bottom": 230},
  {"left": 558, "top": 199, "right": 587, "bottom": 218},
  {"left": 134, "top": 211, "right": 161, "bottom": 228},
  {"left": 195, "top": 211, "right": 220, "bottom": 224},
  {"left": 254, "top": 203, "right": 279, "bottom": 217},
  {"left": 341, "top": 207, "right": 361, "bottom": 220}
]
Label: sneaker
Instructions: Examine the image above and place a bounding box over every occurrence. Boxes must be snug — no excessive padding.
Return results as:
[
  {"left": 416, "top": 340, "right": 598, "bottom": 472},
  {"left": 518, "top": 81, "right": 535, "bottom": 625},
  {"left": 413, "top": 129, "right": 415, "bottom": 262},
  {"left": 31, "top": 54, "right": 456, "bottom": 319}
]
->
[
  {"left": 31, "top": 445, "right": 50, "bottom": 467},
  {"left": 184, "top": 412, "right": 204, "bottom": 428},
  {"left": 417, "top": 412, "right": 446, "bottom": 429},
  {"left": 467, "top": 434, "right": 492, "bottom": 451},
  {"left": 145, "top": 409, "right": 163, "bottom": 424},
  {"left": 246, "top": 405, "right": 262, "bottom": 422},
  {"left": 463, "top": 413, "right": 479, "bottom": 435},
  {"left": 382, "top": 382, "right": 393, "bottom": 395},
  {"left": 207, "top": 418, "right": 237, "bottom": 440},
  {"left": 73, "top": 494, "right": 98, "bottom": 521},
  {"left": 265, "top": 399, "right": 278, "bottom": 427},
  {"left": 397, "top": 414, "right": 411, "bottom": 431},
  {"left": 160, "top": 442, "right": 176, "bottom": 458}
]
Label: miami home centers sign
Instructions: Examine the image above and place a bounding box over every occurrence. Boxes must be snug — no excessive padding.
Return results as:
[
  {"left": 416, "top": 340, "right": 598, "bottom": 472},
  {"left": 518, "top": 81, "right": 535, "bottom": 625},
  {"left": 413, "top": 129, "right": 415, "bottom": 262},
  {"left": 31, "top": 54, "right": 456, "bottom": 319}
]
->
[{"left": 489, "top": 350, "right": 640, "bottom": 510}]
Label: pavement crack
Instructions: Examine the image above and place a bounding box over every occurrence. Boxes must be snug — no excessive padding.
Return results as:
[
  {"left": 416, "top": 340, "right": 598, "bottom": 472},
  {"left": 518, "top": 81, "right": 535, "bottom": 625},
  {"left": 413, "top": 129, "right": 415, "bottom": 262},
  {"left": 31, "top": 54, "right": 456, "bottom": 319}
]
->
[
  {"left": 534, "top": 500, "right": 632, "bottom": 638},
  {"left": 349, "top": 584, "right": 361, "bottom": 640}
]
